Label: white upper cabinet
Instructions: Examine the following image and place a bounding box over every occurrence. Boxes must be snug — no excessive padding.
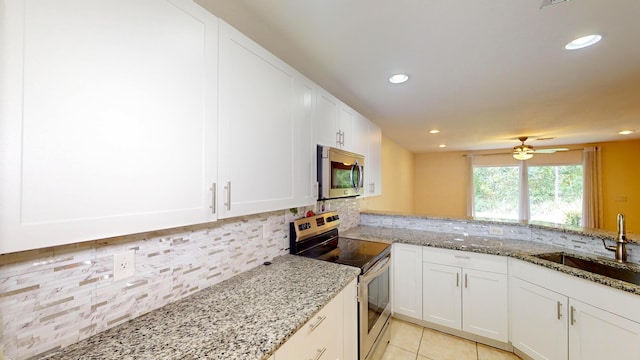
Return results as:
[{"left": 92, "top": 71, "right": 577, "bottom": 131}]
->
[
  {"left": 366, "top": 120, "right": 383, "bottom": 197},
  {"left": 314, "top": 87, "right": 341, "bottom": 148},
  {"left": 338, "top": 103, "right": 356, "bottom": 150},
  {"left": 0, "top": 0, "right": 218, "bottom": 254},
  {"left": 292, "top": 73, "right": 318, "bottom": 206},
  {"left": 218, "top": 21, "right": 313, "bottom": 218},
  {"left": 352, "top": 112, "right": 369, "bottom": 159}
]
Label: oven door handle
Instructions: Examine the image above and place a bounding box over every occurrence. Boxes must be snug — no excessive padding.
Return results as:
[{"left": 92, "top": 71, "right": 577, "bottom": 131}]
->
[{"left": 361, "top": 254, "right": 390, "bottom": 284}]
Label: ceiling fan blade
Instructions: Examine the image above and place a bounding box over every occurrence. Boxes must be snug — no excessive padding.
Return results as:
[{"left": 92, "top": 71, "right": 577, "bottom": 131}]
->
[{"left": 532, "top": 148, "right": 569, "bottom": 154}]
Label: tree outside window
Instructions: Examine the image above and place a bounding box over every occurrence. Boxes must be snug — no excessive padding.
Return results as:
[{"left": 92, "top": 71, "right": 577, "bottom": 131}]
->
[{"left": 473, "top": 164, "right": 583, "bottom": 225}]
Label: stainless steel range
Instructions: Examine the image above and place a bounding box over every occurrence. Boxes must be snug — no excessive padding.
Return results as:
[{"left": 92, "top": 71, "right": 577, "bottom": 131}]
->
[{"left": 290, "top": 211, "right": 391, "bottom": 360}]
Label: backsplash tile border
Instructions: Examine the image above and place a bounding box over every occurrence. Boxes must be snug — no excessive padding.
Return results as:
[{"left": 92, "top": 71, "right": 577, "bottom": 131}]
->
[{"left": 0, "top": 198, "right": 360, "bottom": 360}]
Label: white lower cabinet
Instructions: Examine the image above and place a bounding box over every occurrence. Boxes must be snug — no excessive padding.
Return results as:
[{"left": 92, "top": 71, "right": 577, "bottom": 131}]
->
[
  {"left": 392, "top": 243, "right": 423, "bottom": 319},
  {"left": 343, "top": 278, "right": 359, "bottom": 360},
  {"left": 569, "top": 299, "right": 640, "bottom": 360},
  {"left": 510, "top": 259, "right": 640, "bottom": 360},
  {"left": 422, "top": 247, "right": 508, "bottom": 342},
  {"left": 275, "top": 279, "right": 357, "bottom": 360},
  {"left": 511, "top": 277, "right": 568, "bottom": 360}
]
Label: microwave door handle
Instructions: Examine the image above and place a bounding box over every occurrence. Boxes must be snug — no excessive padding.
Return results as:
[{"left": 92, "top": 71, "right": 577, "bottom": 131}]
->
[
  {"left": 357, "top": 160, "right": 364, "bottom": 190},
  {"left": 351, "top": 160, "right": 362, "bottom": 193},
  {"left": 350, "top": 164, "right": 356, "bottom": 190}
]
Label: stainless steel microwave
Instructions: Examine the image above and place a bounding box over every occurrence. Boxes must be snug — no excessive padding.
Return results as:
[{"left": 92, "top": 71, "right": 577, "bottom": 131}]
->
[{"left": 317, "top": 145, "right": 365, "bottom": 200}]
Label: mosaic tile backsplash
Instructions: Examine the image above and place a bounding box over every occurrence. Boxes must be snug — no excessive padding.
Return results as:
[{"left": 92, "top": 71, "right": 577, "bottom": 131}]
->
[
  {"left": 0, "top": 198, "right": 360, "bottom": 360},
  {"left": 360, "top": 212, "right": 639, "bottom": 266}
]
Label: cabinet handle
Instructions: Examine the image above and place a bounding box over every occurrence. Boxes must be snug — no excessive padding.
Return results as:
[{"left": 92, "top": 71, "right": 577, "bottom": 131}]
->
[
  {"left": 209, "top": 183, "right": 216, "bottom": 214},
  {"left": 454, "top": 255, "right": 471, "bottom": 260},
  {"left": 336, "top": 131, "right": 341, "bottom": 147},
  {"left": 456, "top": 273, "right": 460, "bottom": 287},
  {"left": 309, "top": 315, "right": 327, "bottom": 331},
  {"left": 557, "top": 301, "right": 563, "bottom": 320},
  {"left": 570, "top": 306, "right": 576, "bottom": 325},
  {"left": 309, "top": 347, "right": 327, "bottom": 360},
  {"left": 224, "top": 181, "right": 231, "bottom": 211},
  {"left": 465, "top": 273, "right": 468, "bottom": 288}
]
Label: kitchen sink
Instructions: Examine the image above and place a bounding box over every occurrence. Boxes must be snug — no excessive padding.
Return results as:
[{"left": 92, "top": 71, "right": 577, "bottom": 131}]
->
[{"left": 534, "top": 252, "right": 640, "bottom": 286}]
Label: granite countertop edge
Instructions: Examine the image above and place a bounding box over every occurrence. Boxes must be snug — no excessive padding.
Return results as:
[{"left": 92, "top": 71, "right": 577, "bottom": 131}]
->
[
  {"left": 41, "top": 255, "right": 361, "bottom": 360},
  {"left": 341, "top": 225, "right": 640, "bottom": 296}
]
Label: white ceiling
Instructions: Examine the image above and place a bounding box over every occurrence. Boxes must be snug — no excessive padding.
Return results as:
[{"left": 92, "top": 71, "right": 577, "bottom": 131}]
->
[{"left": 196, "top": 0, "right": 640, "bottom": 153}]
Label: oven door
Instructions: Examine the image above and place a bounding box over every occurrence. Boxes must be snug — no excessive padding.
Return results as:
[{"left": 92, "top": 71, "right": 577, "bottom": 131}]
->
[{"left": 359, "top": 252, "right": 391, "bottom": 360}]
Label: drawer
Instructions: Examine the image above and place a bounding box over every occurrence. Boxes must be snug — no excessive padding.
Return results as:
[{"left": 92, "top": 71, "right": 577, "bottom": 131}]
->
[
  {"left": 422, "top": 247, "right": 507, "bottom": 274},
  {"left": 276, "top": 292, "right": 343, "bottom": 359}
]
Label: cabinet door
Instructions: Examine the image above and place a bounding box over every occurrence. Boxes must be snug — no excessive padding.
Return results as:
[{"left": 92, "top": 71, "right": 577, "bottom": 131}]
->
[
  {"left": 343, "top": 279, "right": 358, "bottom": 360},
  {"left": 392, "top": 243, "right": 423, "bottom": 319},
  {"left": 462, "top": 269, "right": 508, "bottom": 342},
  {"left": 366, "top": 121, "right": 382, "bottom": 197},
  {"left": 292, "top": 73, "right": 317, "bottom": 207},
  {"left": 218, "top": 21, "right": 297, "bottom": 218},
  {"left": 569, "top": 299, "right": 640, "bottom": 360},
  {"left": 0, "top": 0, "right": 218, "bottom": 254},
  {"left": 511, "top": 278, "right": 568, "bottom": 360},
  {"left": 422, "top": 262, "right": 462, "bottom": 329},
  {"left": 314, "top": 87, "right": 340, "bottom": 147},
  {"left": 338, "top": 104, "right": 356, "bottom": 151}
]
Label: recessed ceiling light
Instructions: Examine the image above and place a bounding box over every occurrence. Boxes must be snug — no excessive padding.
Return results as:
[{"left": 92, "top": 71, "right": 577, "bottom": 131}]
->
[
  {"left": 389, "top": 74, "right": 409, "bottom": 84},
  {"left": 439, "top": 144, "right": 447, "bottom": 148},
  {"left": 429, "top": 129, "right": 440, "bottom": 134},
  {"left": 618, "top": 130, "right": 634, "bottom": 135},
  {"left": 565, "top": 34, "right": 602, "bottom": 50}
]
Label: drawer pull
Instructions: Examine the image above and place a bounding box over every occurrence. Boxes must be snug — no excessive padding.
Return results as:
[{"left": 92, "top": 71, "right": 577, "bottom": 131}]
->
[
  {"left": 309, "top": 347, "right": 327, "bottom": 360},
  {"left": 309, "top": 315, "right": 327, "bottom": 331},
  {"left": 454, "top": 255, "right": 471, "bottom": 260}
]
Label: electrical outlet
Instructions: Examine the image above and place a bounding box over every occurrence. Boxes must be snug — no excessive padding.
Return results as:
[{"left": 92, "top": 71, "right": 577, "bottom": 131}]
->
[
  {"left": 489, "top": 226, "right": 504, "bottom": 236},
  {"left": 113, "top": 250, "right": 135, "bottom": 281},
  {"left": 262, "top": 223, "right": 271, "bottom": 238}
]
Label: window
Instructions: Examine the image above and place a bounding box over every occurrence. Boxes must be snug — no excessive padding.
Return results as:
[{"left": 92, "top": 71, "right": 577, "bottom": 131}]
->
[
  {"left": 528, "top": 165, "right": 583, "bottom": 225},
  {"left": 473, "top": 162, "right": 583, "bottom": 226},
  {"left": 473, "top": 166, "right": 519, "bottom": 220}
]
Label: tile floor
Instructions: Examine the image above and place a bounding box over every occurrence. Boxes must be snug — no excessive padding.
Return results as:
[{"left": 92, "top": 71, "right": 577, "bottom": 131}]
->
[{"left": 381, "top": 318, "right": 521, "bottom": 360}]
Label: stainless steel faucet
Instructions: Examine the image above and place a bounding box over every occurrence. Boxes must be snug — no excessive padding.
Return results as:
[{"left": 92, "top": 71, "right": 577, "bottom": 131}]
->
[{"left": 602, "top": 213, "right": 627, "bottom": 262}]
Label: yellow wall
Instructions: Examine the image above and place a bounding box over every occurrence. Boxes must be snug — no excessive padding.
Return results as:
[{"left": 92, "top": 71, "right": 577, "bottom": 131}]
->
[
  {"left": 412, "top": 139, "right": 640, "bottom": 233},
  {"left": 414, "top": 151, "right": 469, "bottom": 218},
  {"left": 361, "top": 136, "right": 415, "bottom": 214},
  {"left": 601, "top": 139, "right": 640, "bottom": 232}
]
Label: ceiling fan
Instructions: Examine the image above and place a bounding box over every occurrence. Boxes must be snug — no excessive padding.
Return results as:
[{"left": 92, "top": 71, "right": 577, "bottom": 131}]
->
[{"left": 513, "top": 137, "right": 569, "bottom": 160}]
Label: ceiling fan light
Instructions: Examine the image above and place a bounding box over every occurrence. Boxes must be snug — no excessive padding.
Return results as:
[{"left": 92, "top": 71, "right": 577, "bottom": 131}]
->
[{"left": 513, "top": 151, "right": 533, "bottom": 160}]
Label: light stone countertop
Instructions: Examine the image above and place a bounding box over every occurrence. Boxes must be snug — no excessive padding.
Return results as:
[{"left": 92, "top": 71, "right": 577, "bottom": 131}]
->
[
  {"left": 342, "top": 225, "right": 640, "bottom": 296},
  {"left": 41, "top": 255, "right": 361, "bottom": 360}
]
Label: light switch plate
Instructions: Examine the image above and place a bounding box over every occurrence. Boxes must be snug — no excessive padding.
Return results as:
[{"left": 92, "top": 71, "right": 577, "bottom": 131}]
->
[{"left": 113, "top": 250, "right": 135, "bottom": 281}]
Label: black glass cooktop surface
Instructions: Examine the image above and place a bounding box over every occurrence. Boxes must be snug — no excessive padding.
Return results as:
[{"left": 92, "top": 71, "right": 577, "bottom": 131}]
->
[{"left": 315, "top": 237, "right": 390, "bottom": 273}]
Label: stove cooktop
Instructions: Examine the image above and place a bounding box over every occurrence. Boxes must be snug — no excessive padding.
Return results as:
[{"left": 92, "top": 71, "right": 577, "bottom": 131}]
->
[
  {"left": 315, "top": 237, "right": 390, "bottom": 274},
  {"left": 289, "top": 211, "right": 391, "bottom": 273}
]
